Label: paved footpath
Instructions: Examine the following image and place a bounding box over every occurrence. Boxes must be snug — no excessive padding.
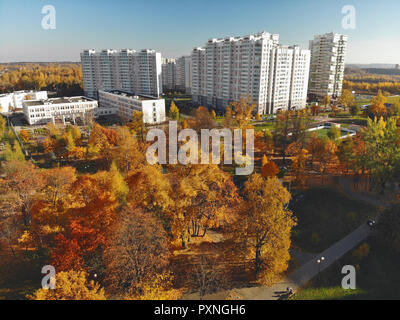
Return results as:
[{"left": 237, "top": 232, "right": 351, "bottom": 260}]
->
[
  {"left": 183, "top": 179, "right": 388, "bottom": 300},
  {"left": 183, "top": 223, "right": 372, "bottom": 300}
]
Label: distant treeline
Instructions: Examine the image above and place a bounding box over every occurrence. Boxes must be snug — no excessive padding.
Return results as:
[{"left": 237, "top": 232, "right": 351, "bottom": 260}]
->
[
  {"left": 344, "top": 67, "right": 400, "bottom": 94},
  {"left": 0, "top": 63, "right": 83, "bottom": 97}
]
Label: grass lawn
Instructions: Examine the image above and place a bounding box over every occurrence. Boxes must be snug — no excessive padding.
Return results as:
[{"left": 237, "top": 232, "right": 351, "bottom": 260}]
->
[
  {"left": 292, "top": 240, "right": 400, "bottom": 300},
  {"left": 253, "top": 122, "right": 275, "bottom": 132},
  {"left": 292, "top": 286, "right": 365, "bottom": 300},
  {"left": 292, "top": 187, "right": 378, "bottom": 253},
  {"left": 354, "top": 95, "right": 400, "bottom": 107}
]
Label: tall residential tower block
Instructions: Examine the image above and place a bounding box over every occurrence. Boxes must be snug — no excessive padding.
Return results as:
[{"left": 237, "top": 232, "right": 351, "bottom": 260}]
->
[
  {"left": 308, "top": 33, "right": 348, "bottom": 99},
  {"left": 191, "top": 31, "right": 310, "bottom": 114},
  {"left": 81, "top": 49, "right": 163, "bottom": 99}
]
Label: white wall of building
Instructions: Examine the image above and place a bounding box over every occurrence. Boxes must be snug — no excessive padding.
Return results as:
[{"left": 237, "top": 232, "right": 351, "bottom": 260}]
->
[
  {"left": 98, "top": 90, "right": 166, "bottom": 124},
  {"left": 191, "top": 31, "right": 310, "bottom": 114},
  {"left": 0, "top": 90, "right": 48, "bottom": 113},
  {"left": 23, "top": 96, "right": 97, "bottom": 125},
  {"left": 81, "top": 49, "right": 163, "bottom": 99},
  {"left": 308, "top": 32, "right": 348, "bottom": 99}
]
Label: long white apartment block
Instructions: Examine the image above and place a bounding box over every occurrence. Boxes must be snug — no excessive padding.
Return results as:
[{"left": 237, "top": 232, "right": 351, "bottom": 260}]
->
[
  {"left": 0, "top": 90, "right": 48, "bottom": 113},
  {"left": 162, "top": 58, "right": 177, "bottom": 91},
  {"left": 176, "top": 56, "right": 192, "bottom": 93},
  {"left": 191, "top": 31, "right": 310, "bottom": 114},
  {"left": 268, "top": 46, "right": 310, "bottom": 113},
  {"left": 97, "top": 90, "right": 166, "bottom": 124},
  {"left": 81, "top": 49, "right": 163, "bottom": 99},
  {"left": 308, "top": 32, "right": 348, "bottom": 99},
  {"left": 23, "top": 96, "right": 98, "bottom": 125}
]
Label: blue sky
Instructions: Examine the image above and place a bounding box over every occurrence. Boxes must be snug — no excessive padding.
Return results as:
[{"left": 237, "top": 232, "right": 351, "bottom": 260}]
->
[{"left": 0, "top": 0, "right": 399, "bottom": 63}]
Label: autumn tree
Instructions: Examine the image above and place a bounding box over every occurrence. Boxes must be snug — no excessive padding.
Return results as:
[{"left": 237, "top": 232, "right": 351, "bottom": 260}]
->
[
  {"left": 189, "top": 255, "right": 227, "bottom": 300},
  {"left": 224, "top": 106, "right": 233, "bottom": 128},
  {"left": 169, "top": 101, "right": 180, "bottom": 120},
  {"left": 131, "top": 111, "right": 147, "bottom": 142},
  {"left": 261, "top": 156, "right": 279, "bottom": 178},
  {"left": 169, "top": 164, "right": 239, "bottom": 247},
  {"left": 51, "top": 220, "right": 106, "bottom": 272},
  {"left": 229, "top": 96, "right": 255, "bottom": 129},
  {"left": 286, "top": 142, "right": 309, "bottom": 186},
  {"left": 339, "top": 89, "right": 355, "bottom": 111},
  {"left": 19, "top": 129, "right": 30, "bottom": 143},
  {"left": 327, "top": 126, "right": 341, "bottom": 140},
  {"left": 2, "top": 141, "right": 25, "bottom": 162},
  {"left": 321, "top": 94, "right": 331, "bottom": 111},
  {"left": 350, "top": 104, "right": 360, "bottom": 116},
  {"left": 127, "top": 164, "right": 172, "bottom": 218},
  {"left": 368, "top": 90, "right": 387, "bottom": 119},
  {"left": 0, "top": 115, "right": 6, "bottom": 137},
  {"left": 30, "top": 270, "right": 106, "bottom": 300},
  {"left": 361, "top": 117, "right": 400, "bottom": 193},
  {"left": 136, "top": 272, "right": 182, "bottom": 300},
  {"left": 2, "top": 160, "right": 45, "bottom": 226},
  {"left": 232, "top": 174, "right": 296, "bottom": 284},
  {"left": 104, "top": 207, "right": 170, "bottom": 297},
  {"left": 314, "top": 138, "right": 339, "bottom": 184},
  {"left": 187, "top": 106, "right": 216, "bottom": 132},
  {"left": 111, "top": 126, "right": 145, "bottom": 174}
]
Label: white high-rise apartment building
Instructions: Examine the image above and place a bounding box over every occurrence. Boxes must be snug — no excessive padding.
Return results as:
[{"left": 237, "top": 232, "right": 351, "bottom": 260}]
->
[
  {"left": 81, "top": 49, "right": 163, "bottom": 99},
  {"left": 308, "top": 32, "right": 348, "bottom": 99},
  {"left": 268, "top": 46, "right": 310, "bottom": 113},
  {"left": 191, "top": 31, "right": 310, "bottom": 114},
  {"left": 162, "top": 58, "right": 176, "bottom": 91},
  {"left": 176, "top": 56, "right": 192, "bottom": 93}
]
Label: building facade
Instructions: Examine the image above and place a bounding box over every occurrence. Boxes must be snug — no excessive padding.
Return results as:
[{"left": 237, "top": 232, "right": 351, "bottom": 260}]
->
[
  {"left": 23, "top": 96, "right": 98, "bottom": 125},
  {"left": 0, "top": 90, "right": 47, "bottom": 113},
  {"left": 308, "top": 33, "right": 348, "bottom": 99},
  {"left": 98, "top": 90, "right": 166, "bottom": 124},
  {"left": 162, "top": 58, "right": 177, "bottom": 91},
  {"left": 191, "top": 31, "right": 310, "bottom": 114},
  {"left": 81, "top": 49, "right": 163, "bottom": 99},
  {"left": 176, "top": 56, "right": 192, "bottom": 93}
]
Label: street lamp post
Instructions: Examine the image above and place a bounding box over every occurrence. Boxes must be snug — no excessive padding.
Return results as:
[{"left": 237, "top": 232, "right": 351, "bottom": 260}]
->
[{"left": 317, "top": 256, "right": 325, "bottom": 284}]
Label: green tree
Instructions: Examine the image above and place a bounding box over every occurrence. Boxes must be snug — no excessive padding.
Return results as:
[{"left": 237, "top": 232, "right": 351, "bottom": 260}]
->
[
  {"left": 361, "top": 117, "right": 400, "bottom": 193},
  {"left": 327, "top": 126, "right": 341, "bottom": 140},
  {"left": 349, "top": 104, "right": 360, "bottom": 116}
]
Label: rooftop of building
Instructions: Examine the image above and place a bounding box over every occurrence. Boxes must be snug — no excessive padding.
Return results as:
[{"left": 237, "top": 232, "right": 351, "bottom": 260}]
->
[
  {"left": 100, "top": 90, "right": 161, "bottom": 101},
  {"left": 0, "top": 90, "right": 47, "bottom": 97},
  {"left": 24, "top": 96, "right": 95, "bottom": 107}
]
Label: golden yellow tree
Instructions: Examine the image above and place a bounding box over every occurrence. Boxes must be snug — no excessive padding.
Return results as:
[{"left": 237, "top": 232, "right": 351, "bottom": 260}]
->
[
  {"left": 232, "top": 174, "right": 296, "bottom": 284},
  {"left": 369, "top": 90, "right": 387, "bottom": 118},
  {"left": 29, "top": 270, "right": 106, "bottom": 300}
]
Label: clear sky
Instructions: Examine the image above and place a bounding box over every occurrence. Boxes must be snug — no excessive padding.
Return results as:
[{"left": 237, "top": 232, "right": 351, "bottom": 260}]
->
[{"left": 0, "top": 0, "right": 399, "bottom": 63}]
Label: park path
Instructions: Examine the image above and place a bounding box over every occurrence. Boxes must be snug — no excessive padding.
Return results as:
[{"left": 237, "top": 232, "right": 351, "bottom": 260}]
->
[{"left": 183, "top": 177, "right": 388, "bottom": 300}]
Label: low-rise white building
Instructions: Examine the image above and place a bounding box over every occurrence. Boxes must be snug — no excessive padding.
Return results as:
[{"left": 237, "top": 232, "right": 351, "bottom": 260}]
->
[
  {"left": 23, "top": 96, "right": 98, "bottom": 125},
  {"left": 98, "top": 90, "right": 166, "bottom": 124},
  {"left": 0, "top": 90, "right": 48, "bottom": 113}
]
